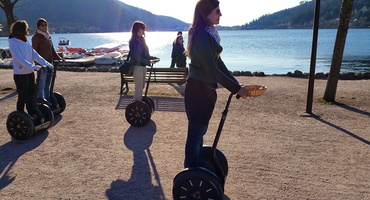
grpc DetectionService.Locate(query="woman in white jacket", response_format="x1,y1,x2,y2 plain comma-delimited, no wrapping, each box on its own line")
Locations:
8,20,53,119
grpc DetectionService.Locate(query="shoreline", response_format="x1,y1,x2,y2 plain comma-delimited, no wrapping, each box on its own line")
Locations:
1,64,370,80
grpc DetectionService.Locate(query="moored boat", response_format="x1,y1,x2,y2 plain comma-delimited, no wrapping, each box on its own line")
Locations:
58,37,70,46
95,51,127,65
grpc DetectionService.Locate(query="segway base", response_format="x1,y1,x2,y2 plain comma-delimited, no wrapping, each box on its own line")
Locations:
51,92,66,114
201,145,229,186
125,101,151,127
142,96,155,111
6,111,35,140
173,167,224,200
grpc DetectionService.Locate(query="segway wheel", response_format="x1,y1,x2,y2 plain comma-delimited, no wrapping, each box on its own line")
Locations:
6,111,35,140
125,101,151,127
142,96,155,111
52,92,66,114
173,167,224,200
37,103,54,129
201,145,229,179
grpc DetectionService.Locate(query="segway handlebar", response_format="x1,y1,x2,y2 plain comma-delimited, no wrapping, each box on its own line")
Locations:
150,57,160,64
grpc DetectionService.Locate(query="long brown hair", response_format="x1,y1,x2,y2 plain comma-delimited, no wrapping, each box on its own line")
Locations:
10,20,30,37
129,20,146,42
186,0,219,58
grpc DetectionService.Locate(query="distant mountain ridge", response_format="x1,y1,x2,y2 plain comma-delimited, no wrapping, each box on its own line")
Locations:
242,0,370,29
0,0,369,34
0,0,189,33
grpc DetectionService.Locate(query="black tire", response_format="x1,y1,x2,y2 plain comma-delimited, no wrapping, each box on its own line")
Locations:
125,101,151,127
173,167,224,200
52,92,66,114
37,103,54,129
201,145,229,180
6,111,35,140
142,96,155,111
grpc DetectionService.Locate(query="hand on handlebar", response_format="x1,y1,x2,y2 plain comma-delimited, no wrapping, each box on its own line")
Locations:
34,65,42,71
150,57,160,64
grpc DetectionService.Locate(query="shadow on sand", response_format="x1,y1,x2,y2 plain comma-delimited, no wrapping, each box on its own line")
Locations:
308,113,370,145
106,121,167,199
334,102,370,117
0,91,17,102
0,131,49,190
116,95,185,113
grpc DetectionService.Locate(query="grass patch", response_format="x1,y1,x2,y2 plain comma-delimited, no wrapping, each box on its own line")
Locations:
317,98,335,105
317,98,351,107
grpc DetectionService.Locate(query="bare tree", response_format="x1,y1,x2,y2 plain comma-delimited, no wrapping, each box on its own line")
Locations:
0,0,20,33
323,0,354,102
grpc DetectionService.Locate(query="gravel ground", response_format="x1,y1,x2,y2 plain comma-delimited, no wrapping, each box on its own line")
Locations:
0,69,369,200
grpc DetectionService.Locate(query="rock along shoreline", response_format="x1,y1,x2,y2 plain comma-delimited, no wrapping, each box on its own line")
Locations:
1,64,369,80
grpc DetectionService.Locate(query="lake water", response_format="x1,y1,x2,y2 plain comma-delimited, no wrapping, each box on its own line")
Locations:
1,29,369,75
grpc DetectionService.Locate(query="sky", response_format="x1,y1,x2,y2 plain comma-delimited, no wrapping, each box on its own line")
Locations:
119,0,304,26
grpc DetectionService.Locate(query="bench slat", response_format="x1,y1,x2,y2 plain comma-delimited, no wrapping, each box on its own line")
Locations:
120,67,188,94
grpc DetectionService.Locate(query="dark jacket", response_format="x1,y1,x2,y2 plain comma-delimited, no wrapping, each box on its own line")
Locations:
128,36,153,66
188,29,241,94
171,42,186,68
32,32,61,63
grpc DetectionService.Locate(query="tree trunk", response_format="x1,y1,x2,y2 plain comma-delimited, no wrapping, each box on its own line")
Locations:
0,0,19,34
323,0,354,102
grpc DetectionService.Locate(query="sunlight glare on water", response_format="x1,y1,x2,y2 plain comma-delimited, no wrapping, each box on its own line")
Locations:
145,32,181,57
1,29,369,74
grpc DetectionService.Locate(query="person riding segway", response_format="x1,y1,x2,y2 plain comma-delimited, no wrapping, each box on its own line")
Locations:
173,86,267,199
6,20,55,140
7,70,55,140
37,60,66,115
125,58,159,127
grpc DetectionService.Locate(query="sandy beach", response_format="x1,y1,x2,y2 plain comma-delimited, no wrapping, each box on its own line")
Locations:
0,69,369,199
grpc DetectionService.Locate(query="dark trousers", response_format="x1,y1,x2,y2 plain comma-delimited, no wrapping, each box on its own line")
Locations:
13,73,36,115
184,78,217,168
170,57,186,68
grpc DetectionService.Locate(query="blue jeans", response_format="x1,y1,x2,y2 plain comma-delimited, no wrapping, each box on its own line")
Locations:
184,78,217,168
38,67,53,102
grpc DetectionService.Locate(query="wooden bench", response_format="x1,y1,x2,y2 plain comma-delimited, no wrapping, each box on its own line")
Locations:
120,67,188,94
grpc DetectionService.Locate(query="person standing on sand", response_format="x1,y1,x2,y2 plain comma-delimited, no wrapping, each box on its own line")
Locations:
128,21,159,102
183,0,252,168
32,18,63,106
8,20,54,120
170,33,187,68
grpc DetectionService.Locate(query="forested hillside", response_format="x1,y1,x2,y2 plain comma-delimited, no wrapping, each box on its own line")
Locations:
243,0,370,29
0,0,188,34
0,0,368,34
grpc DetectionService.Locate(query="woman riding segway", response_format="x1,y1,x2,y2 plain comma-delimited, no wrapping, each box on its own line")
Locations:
125,21,159,127
6,20,55,140
32,18,66,115
172,1,255,199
